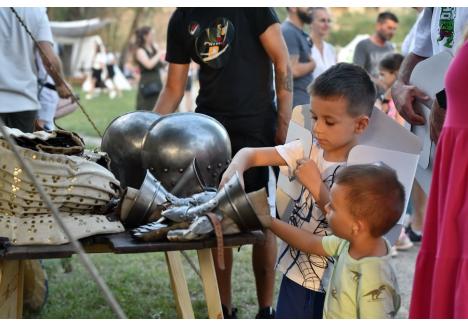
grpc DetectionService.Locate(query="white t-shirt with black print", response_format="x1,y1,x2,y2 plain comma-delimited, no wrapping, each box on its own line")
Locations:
275,139,346,292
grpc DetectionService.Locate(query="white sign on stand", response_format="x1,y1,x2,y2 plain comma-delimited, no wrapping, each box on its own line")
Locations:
276,105,422,245
409,50,453,194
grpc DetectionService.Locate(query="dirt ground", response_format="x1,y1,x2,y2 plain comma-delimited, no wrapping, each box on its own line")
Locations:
393,242,420,318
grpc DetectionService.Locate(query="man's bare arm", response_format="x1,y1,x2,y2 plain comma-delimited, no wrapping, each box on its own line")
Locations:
37,41,71,99
289,54,315,78
259,23,293,145
153,63,190,115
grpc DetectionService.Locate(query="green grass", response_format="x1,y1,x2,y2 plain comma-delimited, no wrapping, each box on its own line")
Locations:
25,248,281,318
24,91,280,318
56,89,138,138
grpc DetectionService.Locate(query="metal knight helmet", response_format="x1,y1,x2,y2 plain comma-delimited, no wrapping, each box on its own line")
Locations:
101,111,160,189
141,112,231,191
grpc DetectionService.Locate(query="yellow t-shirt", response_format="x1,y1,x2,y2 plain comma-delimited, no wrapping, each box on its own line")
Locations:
322,235,401,318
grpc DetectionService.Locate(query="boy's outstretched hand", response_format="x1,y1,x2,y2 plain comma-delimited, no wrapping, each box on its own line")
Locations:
219,162,245,190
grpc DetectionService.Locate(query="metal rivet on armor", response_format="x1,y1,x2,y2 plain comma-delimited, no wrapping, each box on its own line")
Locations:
179,168,184,173
164,168,169,173
217,163,222,167
207,165,212,170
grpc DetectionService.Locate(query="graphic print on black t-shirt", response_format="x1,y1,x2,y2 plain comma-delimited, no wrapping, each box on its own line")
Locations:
191,17,235,69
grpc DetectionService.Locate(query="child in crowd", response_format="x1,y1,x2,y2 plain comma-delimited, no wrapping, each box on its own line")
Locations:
270,164,403,318
377,53,405,125
220,63,376,318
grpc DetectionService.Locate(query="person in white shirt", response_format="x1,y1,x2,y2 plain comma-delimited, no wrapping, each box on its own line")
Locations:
309,8,336,79
401,8,424,56
86,43,107,100
0,7,71,132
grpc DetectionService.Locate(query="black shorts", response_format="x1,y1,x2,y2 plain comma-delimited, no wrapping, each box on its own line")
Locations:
185,75,192,91
106,65,115,79
0,110,37,133
91,68,102,81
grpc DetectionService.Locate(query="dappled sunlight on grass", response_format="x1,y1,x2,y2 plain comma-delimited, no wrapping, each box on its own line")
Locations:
56,89,138,138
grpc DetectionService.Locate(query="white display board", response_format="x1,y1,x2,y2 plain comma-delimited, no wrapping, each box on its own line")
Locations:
409,50,453,194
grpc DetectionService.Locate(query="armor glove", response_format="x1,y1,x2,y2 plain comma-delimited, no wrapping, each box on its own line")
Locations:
162,191,219,222
131,217,191,242
165,189,217,208
166,214,216,241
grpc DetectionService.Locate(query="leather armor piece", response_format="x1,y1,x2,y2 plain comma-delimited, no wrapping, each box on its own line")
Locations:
0,128,124,245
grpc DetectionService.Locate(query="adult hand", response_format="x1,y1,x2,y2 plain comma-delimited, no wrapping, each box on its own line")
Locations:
429,99,446,144
391,80,429,125
55,82,73,99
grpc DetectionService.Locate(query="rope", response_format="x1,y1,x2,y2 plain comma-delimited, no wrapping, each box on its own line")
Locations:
10,7,103,138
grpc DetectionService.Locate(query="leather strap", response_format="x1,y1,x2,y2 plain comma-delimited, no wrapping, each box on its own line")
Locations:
206,212,225,270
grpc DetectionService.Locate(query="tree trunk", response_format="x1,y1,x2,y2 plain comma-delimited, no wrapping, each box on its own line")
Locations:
118,8,145,69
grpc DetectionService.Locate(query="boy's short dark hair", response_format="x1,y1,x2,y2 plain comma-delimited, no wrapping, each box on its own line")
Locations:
308,63,376,117
335,164,405,238
377,11,399,24
379,53,404,73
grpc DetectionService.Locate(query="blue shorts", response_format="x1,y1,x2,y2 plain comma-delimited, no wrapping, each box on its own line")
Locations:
275,275,325,319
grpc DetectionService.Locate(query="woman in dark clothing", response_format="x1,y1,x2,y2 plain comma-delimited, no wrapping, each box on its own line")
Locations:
134,26,164,110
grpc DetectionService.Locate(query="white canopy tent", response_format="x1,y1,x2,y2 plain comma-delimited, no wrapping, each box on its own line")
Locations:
50,18,131,90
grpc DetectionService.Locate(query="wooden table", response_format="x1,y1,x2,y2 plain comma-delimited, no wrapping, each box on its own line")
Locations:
0,231,265,319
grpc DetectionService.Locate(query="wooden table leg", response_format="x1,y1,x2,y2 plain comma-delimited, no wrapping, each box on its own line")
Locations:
197,249,222,319
0,260,24,318
165,251,194,318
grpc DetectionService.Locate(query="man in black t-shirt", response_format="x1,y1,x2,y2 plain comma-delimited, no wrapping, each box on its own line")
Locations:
154,8,292,318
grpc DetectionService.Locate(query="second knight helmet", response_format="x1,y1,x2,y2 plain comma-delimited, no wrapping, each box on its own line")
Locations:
141,112,231,190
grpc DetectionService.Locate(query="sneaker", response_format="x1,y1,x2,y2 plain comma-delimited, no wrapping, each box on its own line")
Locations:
256,306,275,319
221,304,238,319
395,232,413,251
390,246,398,257
406,224,422,242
